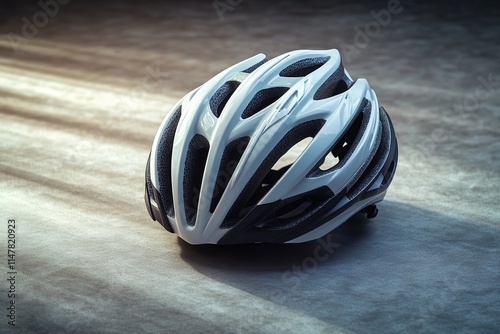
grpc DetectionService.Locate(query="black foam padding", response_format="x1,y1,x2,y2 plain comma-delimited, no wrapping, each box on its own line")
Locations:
279,57,330,77
308,99,372,178
347,107,392,200
210,137,250,213
241,87,289,119
183,134,210,226
346,122,382,192
144,153,156,222
339,99,374,170
243,58,269,73
220,119,325,229
330,103,364,160
314,63,353,100
145,153,154,203
209,81,241,118
156,107,182,217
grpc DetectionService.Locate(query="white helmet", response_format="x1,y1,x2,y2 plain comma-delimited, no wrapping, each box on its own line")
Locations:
145,49,398,244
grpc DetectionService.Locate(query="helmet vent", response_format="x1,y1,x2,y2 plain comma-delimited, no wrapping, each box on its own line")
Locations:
210,80,241,118
318,151,340,171
221,119,325,228
241,87,289,119
210,137,250,213
270,137,312,171
279,57,330,77
183,134,210,226
314,65,352,100
156,107,182,217
309,99,371,177
347,107,391,200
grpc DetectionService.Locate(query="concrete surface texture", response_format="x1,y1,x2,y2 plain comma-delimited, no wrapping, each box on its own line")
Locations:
0,0,499,333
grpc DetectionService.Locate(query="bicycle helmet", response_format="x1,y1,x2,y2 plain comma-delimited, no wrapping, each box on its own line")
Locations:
144,49,398,245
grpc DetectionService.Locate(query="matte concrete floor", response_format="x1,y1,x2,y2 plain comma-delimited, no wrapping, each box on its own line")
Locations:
0,0,499,333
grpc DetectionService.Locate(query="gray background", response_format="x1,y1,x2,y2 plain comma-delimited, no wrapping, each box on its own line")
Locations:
0,0,499,333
